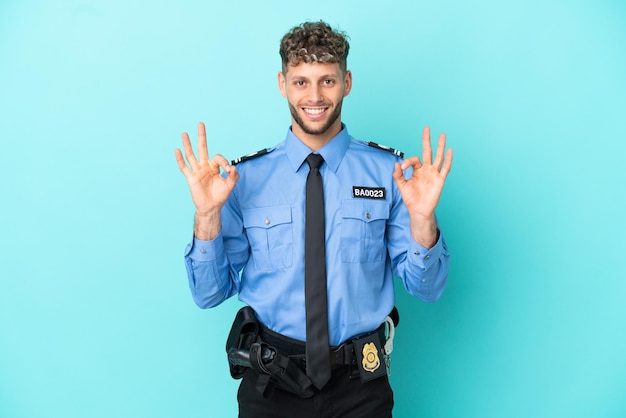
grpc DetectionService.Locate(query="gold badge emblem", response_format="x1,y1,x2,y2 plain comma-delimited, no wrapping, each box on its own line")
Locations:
361,342,380,372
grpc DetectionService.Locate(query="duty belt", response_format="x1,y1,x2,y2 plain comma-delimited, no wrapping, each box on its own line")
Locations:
259,323,387,372
226,306,399,397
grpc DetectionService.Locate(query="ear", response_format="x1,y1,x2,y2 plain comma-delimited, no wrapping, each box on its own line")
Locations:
278,71,287,98
343,70,353,97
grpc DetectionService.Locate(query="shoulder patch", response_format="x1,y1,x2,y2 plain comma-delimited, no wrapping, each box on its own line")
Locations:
231,148,271,165
367,142,404,158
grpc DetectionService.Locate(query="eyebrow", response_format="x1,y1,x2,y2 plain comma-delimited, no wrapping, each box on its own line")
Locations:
290,74,340,81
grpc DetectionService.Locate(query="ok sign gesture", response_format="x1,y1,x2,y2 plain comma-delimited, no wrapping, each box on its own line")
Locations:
175,122,239,240
392,126,453,248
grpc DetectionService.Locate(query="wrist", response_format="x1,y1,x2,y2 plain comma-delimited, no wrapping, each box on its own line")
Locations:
409,214,438,249
194,208,222,241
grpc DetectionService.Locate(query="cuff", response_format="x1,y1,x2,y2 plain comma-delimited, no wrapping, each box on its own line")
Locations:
184,232,224,262
408,231,444,270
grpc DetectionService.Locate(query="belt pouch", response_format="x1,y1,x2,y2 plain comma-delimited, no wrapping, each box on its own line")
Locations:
352,330,387,382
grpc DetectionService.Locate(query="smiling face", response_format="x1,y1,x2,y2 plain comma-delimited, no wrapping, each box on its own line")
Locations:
278,62,352,150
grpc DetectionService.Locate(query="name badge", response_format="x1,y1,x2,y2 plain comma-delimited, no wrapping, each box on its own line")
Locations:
352,186,386,200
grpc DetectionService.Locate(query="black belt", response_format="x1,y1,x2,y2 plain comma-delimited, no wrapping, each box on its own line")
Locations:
226,306,397,396
259,324,387,370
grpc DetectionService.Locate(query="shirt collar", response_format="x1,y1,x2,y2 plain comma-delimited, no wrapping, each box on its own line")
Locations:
284,123,350,173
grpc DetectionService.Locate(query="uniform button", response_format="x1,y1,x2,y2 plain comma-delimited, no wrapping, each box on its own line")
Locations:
365,212,371,219
421,278,427,283
200,248,206,254
414,251,420,256
425,255,430,260
265,218,270,225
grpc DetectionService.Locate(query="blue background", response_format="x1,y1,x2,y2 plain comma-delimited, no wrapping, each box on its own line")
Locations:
1,0,625,417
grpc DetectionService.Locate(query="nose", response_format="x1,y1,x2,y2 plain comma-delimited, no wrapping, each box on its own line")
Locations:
308,84,323,103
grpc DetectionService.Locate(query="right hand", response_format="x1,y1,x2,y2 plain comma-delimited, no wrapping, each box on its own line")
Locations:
175,122,239,216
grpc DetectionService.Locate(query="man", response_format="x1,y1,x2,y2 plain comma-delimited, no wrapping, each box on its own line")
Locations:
175,21,452,418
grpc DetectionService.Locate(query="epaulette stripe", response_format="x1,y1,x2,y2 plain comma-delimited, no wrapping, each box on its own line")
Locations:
231,148,269,165
367,142,404,158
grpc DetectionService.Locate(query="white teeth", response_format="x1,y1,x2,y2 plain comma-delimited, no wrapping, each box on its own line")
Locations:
304,108,325,115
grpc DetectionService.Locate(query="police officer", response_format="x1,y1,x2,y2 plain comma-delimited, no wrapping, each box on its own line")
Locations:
175,20,453,418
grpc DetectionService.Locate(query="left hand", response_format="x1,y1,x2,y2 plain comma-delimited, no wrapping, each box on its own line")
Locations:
393,126,453,246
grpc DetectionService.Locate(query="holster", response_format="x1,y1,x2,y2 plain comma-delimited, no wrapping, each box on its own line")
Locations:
225,306,260,379
226,307,315,398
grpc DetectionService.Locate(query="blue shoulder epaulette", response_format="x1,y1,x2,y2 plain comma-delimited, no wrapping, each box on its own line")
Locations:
231,148,270,166
367,141,404,158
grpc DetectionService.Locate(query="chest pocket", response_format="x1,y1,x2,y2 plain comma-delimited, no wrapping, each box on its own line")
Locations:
341,200,390,263
242,205,293,271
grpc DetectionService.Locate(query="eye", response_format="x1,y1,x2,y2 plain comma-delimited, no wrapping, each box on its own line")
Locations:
323,79,335,86
293,80,305,87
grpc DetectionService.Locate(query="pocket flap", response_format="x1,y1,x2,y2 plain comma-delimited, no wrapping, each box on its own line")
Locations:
341,200,389,223
242,205,292,229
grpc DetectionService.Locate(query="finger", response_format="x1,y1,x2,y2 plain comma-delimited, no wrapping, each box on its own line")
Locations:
226,163,240,185
422,126,433,165
181,131,199,170
392,162,406,186
400,156,422,171
197,122,209,162
209,154,240,186
392,162,404,179
433,133,446,171
211,153,232,173
440,148,453,178
174,148,192,176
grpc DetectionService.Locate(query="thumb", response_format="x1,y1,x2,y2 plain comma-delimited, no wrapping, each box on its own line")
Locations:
225,164,240,186
392,162,406,186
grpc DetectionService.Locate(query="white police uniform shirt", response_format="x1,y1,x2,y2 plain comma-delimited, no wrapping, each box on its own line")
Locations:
184,125,450,346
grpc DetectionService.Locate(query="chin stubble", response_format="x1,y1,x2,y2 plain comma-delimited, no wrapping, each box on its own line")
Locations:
289,100,343,136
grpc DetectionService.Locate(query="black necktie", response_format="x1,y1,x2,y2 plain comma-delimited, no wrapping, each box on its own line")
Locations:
304,153,331,389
